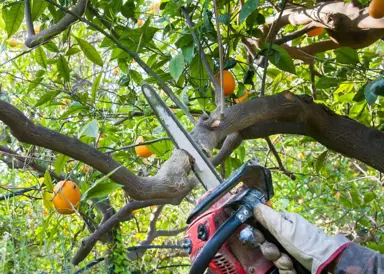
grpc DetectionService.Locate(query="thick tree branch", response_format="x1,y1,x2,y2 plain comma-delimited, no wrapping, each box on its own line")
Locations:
25,0,88,47
192,92,384,173
0,100,194,200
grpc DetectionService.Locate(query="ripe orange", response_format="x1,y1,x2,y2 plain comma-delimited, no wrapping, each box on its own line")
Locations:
135,136,153,158
307,27,323,37
80,164,92,172
137,19,143,27
234,90,249,104
52,181,81,214
149,2,160,13
216,70,236,96
34,25,41,34
369,0,384,18
7,39,17,47
265,200,273,208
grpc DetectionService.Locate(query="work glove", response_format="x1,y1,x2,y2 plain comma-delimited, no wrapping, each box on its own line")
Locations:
253,204,351,274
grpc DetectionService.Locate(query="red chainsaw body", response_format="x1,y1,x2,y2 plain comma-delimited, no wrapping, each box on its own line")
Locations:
185,191,274,274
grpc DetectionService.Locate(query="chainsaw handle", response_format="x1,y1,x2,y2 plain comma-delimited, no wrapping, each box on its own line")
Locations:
189,205,253,274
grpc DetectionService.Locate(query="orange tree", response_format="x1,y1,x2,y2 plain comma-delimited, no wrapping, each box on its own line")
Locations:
0,0,383,272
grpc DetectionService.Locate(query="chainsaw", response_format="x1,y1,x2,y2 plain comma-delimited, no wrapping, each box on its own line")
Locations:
141,83,310,274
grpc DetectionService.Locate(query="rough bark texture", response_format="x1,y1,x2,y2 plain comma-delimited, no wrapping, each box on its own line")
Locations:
192,92,384,173
0,100,194,200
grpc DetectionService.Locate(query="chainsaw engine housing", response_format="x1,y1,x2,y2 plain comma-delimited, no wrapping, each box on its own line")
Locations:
184,191,274,274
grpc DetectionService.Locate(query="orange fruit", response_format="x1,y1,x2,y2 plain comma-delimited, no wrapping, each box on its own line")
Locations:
135,136,153,158
137,19,143,27
80,164,92,172
369,0,384,18
34,25,40,34
149,2,160,13
215,70,236,96
307,27,323,37
113,67,120,76
234,90,249,104
52,181,81,214
7,39,17,47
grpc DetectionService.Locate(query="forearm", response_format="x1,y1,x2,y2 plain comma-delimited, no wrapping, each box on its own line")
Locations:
330,243,383,273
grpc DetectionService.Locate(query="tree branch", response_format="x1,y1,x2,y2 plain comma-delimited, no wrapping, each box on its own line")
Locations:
25,0,88,47
191,92,384,173
0,100,194,200
72,198,182,265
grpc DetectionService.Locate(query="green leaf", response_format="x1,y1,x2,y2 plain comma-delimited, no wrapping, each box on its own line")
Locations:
43,41,59,52
81,182,124,200
65,47,81,56
59,105,89,119
57,55,70,82
268,44,296,74
42,191,54,211
316,77,339,89
35,91,60,107
75,37,103,67
169,54,185,82
182,45,194,64
335,47,360,64
35,47,47,69
364,192,375,204
239,0,260,24
315,150,328,173
31,0,48,21
364,78,384,105
190,55,213,87
219,13,230,25
81,166,123,200
130,70,143,84
43,170,54,191
78,120,99,138
147,140,173,155
91,73,102,105
224,58,237,70
54,154,69,176
3,2,24,38
28,77,44,92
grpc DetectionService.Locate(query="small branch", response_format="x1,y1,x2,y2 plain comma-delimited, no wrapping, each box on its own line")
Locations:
309,63,317,99
72,198,182,265
180,7,221,104
265,137,296,180
25,0,88,47
127,205,186,260
24,0,35,36
212,0,225,118
100,137,170,152
274,24,314,45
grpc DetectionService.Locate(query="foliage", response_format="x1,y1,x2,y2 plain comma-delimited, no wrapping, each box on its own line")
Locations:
0,0,383,273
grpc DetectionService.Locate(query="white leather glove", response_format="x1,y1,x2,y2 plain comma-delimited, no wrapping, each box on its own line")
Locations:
254,204,351,274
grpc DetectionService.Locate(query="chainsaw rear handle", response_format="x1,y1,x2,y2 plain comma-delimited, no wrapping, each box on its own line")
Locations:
188,204,253,274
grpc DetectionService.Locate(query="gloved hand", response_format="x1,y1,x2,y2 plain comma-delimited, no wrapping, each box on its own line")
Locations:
253,204,351,274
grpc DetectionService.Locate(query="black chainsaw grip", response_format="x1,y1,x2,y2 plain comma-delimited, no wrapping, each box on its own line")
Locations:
189,212,242,274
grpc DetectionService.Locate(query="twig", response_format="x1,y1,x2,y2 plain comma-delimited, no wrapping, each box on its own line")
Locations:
212,0,225,119
180,7,221,104
260,0,287,96
265,137,296,180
